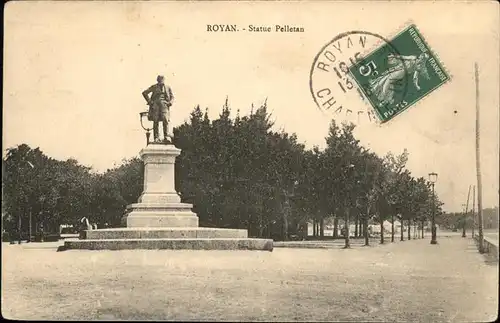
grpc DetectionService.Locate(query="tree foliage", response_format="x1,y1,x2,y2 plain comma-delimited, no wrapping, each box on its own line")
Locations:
2,99,445,240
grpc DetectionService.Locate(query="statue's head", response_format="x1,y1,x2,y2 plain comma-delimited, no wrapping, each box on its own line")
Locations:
157,75,165,84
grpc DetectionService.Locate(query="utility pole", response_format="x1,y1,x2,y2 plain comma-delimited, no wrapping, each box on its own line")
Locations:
474,62,485,253
462,185,471,238
471,185,476,238
429,172,438,244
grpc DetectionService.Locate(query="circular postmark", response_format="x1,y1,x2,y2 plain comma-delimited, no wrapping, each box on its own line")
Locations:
309,31,410,125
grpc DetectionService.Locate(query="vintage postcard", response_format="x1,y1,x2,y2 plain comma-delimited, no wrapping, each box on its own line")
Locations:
3,1,499,321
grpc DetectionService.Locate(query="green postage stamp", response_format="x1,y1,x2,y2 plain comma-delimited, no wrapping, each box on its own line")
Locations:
349,24,450,123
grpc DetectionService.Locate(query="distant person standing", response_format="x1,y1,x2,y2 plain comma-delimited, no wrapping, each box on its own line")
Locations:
142,75,174,143
79,217,92,239
80,217,92,230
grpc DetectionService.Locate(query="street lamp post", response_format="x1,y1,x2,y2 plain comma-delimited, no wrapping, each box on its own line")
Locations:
139,112,153,145
40,221,44,242
26,160,35,243
428,172,438,245
462,185,472,238
462,203,467,238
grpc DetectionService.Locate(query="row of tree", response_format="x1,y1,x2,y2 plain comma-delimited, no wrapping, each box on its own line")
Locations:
2,144,142,234
440,207,499,231
2,99,446,245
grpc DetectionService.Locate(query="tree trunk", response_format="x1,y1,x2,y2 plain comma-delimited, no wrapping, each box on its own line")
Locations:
320,218,324,238
380,218,384,244
377,212,383,244
355,214,359,238
407,220,411,240
344,207,350,248
364,208,370,246
391,214,395,242
247,215,251,234
358,214,362,237
400,218,404,241
333,217,339,239
360,214,363,238
421,219,425,239
283,205,289,241
312,219,316,237
259,224,265,238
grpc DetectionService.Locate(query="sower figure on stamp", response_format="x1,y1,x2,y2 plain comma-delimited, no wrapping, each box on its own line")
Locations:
142,75,174,143
367,53,430,107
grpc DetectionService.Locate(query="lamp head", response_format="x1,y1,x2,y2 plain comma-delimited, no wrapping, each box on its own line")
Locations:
428,172,438,184
139,111,153,145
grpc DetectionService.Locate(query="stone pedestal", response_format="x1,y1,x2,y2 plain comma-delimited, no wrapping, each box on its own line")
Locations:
122,144,199,228
136,144,182,204
63,143,273,252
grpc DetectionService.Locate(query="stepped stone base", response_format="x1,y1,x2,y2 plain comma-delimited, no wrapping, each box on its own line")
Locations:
62,227,273,251
124,214,199,228
123,203,199,228
81,227,249,240
62,143,274,252
62,238,273,251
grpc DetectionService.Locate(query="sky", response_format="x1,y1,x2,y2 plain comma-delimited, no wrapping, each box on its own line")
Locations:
3,1,499,212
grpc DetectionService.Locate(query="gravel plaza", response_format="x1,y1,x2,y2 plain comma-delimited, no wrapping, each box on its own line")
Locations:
2,235,497,322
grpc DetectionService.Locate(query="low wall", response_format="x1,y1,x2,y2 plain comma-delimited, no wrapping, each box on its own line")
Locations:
474,235,499,261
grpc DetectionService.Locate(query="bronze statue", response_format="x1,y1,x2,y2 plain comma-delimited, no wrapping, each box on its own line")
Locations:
142,75,174,143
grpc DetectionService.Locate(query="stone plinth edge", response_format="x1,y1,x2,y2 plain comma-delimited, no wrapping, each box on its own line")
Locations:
140,144,181,164
62,238,273,252
83,227,248,240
